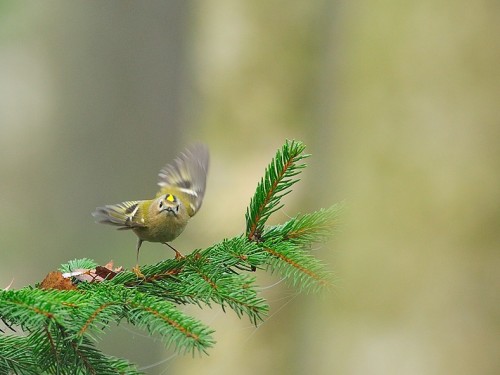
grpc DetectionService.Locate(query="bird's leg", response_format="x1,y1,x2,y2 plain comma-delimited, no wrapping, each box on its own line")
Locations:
132,239,145,278
164,242,185,260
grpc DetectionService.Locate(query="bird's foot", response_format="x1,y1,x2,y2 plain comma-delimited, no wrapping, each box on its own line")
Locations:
174,250,185,260
132,264,145,279
164,242,185,260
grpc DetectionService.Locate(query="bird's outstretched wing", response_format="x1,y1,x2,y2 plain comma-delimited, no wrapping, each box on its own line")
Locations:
157,144,209,217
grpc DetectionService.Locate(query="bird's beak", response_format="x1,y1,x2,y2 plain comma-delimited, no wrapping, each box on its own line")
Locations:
161,205,179,215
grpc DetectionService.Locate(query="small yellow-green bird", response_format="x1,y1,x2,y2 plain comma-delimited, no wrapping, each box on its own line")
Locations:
92,144,209,274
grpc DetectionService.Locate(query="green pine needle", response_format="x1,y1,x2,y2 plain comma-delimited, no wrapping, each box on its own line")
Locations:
125,292,215,355
29,329,140,374
265,203,344,245
0,335,38,375
59,258,99,274
262,240,333,293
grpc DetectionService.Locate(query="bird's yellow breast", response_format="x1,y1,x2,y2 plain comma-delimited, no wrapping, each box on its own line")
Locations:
132,199,189,243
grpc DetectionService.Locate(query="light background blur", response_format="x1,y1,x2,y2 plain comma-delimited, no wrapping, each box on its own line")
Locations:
0,1,498,374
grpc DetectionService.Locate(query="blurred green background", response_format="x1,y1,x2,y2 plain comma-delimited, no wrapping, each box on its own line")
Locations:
0,1,498,374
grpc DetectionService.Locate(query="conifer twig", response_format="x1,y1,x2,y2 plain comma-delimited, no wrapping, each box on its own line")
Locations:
246,140,309,241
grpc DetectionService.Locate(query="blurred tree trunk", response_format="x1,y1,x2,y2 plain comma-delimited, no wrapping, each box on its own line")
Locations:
43,0,193,368
45,1,192,200
317,1,500,375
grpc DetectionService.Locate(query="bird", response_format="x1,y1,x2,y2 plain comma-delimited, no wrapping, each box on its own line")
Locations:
92,144,209,276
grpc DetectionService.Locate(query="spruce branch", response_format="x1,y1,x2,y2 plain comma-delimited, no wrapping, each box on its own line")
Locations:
265,204,344,245
0,139,342,374
29,328,139,375
245,139,309,241
0,335,38,375
262,240,332,293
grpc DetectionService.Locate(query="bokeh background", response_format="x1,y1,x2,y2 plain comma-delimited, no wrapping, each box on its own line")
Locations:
0,1,498,374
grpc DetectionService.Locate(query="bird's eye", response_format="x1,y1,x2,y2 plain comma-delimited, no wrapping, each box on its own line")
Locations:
159,201,163,209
